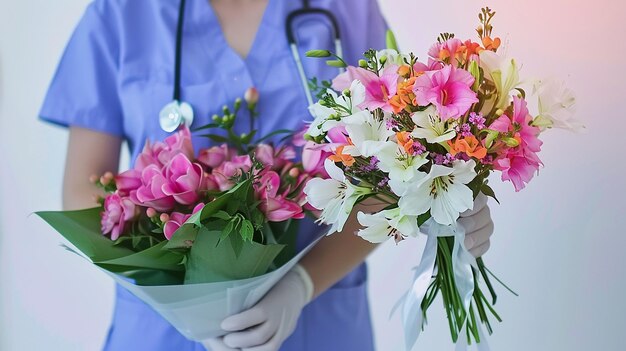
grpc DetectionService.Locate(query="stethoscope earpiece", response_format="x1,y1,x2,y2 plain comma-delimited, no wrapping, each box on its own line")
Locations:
159,100,194,133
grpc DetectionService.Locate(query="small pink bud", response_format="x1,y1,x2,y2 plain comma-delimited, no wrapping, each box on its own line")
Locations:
100,176,111,186
89,174,99,184
192,203,205,214
103,172,114,181
244,87,259,106
146,208,157,218
159,213,170,222
288,168,300,178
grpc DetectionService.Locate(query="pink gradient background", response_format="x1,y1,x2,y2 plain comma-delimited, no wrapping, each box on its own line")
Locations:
1,0,624,350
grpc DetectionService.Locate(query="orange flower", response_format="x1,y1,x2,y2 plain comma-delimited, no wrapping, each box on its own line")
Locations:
463,40,483,61
390,77,417,113
328,145,355,167
396,131,414,155
398,64,412,78
482,36,502,51
447,135,488,159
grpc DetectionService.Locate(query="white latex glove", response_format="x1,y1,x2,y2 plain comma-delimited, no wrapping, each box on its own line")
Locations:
202,337,238,351
458,193,494,258
210,264,313,351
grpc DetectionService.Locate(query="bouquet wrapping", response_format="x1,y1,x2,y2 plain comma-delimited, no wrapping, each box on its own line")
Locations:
37,90,325,341
303,7,581,349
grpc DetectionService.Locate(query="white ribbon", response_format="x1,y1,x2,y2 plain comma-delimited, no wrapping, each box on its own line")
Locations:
400,218,490,351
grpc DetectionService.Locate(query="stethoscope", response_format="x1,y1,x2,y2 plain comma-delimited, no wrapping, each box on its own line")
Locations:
159,0,344,133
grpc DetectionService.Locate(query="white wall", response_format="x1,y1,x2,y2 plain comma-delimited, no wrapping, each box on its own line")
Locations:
1,0,624,350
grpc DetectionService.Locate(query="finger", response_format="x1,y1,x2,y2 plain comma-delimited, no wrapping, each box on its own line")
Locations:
223,321,276,349
469,240,491,258
242,335,281,351
202,337,239,351
221,307,267,332
464,221,494,250
460,193,488,217
458,205,491,234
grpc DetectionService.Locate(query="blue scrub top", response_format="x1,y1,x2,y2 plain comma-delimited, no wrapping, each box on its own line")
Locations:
40,0,387,350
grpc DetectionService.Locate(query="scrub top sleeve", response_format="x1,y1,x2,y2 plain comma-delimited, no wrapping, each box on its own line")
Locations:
366,0,389,50
39,2,124,137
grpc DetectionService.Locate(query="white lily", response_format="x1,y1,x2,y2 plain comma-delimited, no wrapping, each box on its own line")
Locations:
410,105,457,144
304,159,372,234
343,110,394,157
306,80,365,138
396,160,477,226
377,141,429,183
479,50,521,111
356,207,420,244
306,103,340,138
532,79,584,132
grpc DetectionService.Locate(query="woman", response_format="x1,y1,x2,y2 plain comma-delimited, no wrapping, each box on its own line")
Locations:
39,0,494,350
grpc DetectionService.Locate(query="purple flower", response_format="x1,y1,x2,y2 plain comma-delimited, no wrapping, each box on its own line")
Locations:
469,112,486,130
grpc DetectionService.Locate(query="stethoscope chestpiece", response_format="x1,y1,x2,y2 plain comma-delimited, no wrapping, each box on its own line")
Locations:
159,100,194,133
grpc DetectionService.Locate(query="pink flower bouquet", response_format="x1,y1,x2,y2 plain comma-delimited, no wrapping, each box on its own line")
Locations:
36,89,325,340
303,7,581,349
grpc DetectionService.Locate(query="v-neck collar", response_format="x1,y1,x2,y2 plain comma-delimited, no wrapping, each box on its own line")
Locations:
192,0,279,64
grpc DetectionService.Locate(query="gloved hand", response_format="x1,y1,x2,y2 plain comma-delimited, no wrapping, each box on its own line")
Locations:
205,264,313,351
458,193,494,258
202,337,238,351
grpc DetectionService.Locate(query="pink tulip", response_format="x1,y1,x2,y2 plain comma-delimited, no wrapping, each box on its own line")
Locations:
161,126,194,163
162,153,204,205
255,171,304,222
192,203,205,214
163,212,192,240
212,155,253,191
115,169,142,195
202,173,220,192
135,140,168,170
260,197,305,222
130,164,175,212
413,65,479,121
254,144,275,167
198,144,231,169
101,194,136,240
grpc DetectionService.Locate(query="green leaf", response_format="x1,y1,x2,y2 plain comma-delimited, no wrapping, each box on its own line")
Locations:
184,181,249,227
198,133,230,143
326,59,347,68
481,184,500,204
240,219,254,242
229,232,244,258
305,49,331,58
210,210,232,221
386,30,399,51
220,220,235,242
417,211,432,227
191,123,219,132
254,129,294,144
35,208,135,262
162,223,198,250
97,240,185,273
184,226,285,284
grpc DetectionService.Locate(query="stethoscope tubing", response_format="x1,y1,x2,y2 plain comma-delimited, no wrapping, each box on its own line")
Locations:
162,0,344,132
